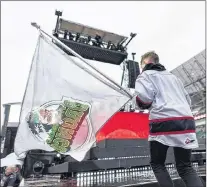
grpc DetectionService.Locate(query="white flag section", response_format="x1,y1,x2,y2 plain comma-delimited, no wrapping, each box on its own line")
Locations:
14,35,130,161
0,152,23,167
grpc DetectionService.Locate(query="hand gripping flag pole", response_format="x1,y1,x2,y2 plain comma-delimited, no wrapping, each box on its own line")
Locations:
31,22,133,99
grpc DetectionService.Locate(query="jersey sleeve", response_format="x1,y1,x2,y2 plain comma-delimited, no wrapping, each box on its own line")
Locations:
135,74,155,109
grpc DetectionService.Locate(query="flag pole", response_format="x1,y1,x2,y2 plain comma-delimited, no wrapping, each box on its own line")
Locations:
31,22,133,99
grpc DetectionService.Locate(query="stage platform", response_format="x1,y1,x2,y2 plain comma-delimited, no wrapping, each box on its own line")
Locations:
24,164,205,187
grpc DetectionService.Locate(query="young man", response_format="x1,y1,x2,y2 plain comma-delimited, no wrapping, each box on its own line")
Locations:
3,165,21,187
135,51,203,187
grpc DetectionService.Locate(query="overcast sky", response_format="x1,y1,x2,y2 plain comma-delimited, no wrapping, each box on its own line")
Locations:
1,1,205,124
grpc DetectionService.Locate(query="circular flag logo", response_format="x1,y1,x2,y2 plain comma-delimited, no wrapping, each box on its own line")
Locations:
26,97,92,153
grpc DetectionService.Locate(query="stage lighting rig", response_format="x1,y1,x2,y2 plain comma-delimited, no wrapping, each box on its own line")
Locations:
92,41,98,47
95,35,103,47
64,30,68,39
132,53,136,61
87,36,92,44
55,10,63,17
53,11,129,65
53,32,59,38
68,32,74,41
75,33,80,42
54,10,63,34
107,41,112,49
111,44,117,50
116,43,125,52
79,37,87,44
57,17,127,46
124,32,137,48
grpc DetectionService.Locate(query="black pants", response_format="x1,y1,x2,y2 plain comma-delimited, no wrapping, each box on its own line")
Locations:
150,141,204,187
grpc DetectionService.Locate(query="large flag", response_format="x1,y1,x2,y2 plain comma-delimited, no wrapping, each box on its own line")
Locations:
14,34,130,161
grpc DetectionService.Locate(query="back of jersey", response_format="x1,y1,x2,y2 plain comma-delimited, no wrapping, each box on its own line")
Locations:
145,70,193,120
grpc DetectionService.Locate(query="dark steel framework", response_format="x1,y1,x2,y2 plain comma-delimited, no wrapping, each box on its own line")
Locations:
52,11,137,65
171,50,206,113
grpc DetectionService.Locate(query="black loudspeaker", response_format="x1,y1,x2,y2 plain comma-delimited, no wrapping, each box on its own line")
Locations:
22,150,55,178
126,60,140,88
55,38,128,65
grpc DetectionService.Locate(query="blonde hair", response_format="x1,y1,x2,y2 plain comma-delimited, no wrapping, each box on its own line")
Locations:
140,51,159,64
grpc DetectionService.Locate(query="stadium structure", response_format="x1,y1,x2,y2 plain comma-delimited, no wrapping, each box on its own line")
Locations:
0,11,205,186
171,49,206,139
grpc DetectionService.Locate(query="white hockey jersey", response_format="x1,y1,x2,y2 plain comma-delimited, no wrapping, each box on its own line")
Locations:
135,63,198,149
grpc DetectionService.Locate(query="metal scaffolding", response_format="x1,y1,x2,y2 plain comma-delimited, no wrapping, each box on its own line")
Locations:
171,50,206,114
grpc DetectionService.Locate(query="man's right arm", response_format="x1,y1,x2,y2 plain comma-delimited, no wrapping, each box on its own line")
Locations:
134,73,155,109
